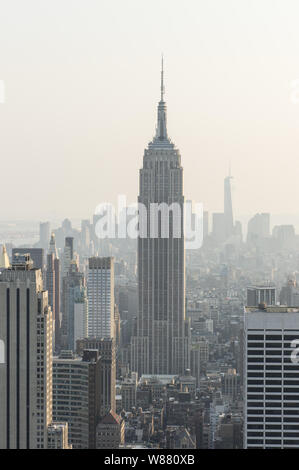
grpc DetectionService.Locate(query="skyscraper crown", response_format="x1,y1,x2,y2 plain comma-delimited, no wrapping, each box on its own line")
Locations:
149,57,174,149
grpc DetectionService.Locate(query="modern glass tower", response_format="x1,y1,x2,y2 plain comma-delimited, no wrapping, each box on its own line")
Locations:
224,172,234,239
131,60,190,376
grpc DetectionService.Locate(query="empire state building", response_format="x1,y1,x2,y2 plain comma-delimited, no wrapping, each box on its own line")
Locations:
131,61,190,375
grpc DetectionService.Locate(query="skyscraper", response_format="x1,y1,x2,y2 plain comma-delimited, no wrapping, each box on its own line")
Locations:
224,174,234,239
131,60,190,375
0,254,53,449
87,257,115,339
247,213,270,244
12,248,44,270
63,236,74,276
61,260,85,350
247,284,276,307
48,233,61,349
77,337,116,417
244,304,299,449
46,252,55,328
280,278,299,307
52,349,101,449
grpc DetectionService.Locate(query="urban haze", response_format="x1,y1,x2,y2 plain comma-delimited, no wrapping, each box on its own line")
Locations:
1,0,299,453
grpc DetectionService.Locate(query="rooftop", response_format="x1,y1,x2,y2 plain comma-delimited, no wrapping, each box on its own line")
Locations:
245,305,299,313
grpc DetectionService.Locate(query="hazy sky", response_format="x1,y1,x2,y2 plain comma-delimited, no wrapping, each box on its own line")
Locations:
1,0,299,223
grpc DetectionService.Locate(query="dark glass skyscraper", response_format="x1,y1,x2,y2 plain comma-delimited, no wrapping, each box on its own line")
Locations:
131,61,190,376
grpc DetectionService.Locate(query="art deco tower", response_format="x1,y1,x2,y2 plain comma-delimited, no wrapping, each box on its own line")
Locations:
131,60,190,375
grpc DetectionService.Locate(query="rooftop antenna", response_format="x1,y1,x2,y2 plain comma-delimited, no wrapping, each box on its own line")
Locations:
161,54,165,102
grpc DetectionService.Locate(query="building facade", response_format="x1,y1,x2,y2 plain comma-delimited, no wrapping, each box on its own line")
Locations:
0,254,53,449
244,305,299,448
131,61,189,376
47,422,71,449
96,410,125,449
52,349,101,449
247,285,276,307
77,337,116,416
87,257,115,339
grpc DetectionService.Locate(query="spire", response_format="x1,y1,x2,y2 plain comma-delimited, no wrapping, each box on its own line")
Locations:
0,244,10,268
152,56,170,145
224,173,234,239
148,57,174,149
161,54,165,102
49,232,58,258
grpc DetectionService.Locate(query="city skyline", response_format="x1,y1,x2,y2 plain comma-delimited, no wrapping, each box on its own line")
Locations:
2,0,299,453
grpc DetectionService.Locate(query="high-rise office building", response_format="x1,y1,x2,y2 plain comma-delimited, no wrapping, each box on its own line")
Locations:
12,248,44,270
0,254,53,449
87,257,115,339
244,305,299,449
224,174,234,239
49,232,58,258
280,278,299,307
247,285,276,307
247,213,270,243
221,368,240,401
52,349,101,449
48,233,61,349
131,61,189,376
63,236,74,277
61,261,85,350
272,225,296,250
77,337,116,416
74,288,88,349
46,253,56,328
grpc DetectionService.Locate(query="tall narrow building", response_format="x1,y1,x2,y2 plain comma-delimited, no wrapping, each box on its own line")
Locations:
61,260,85,350
224,173,234,239
52,349,101,449
46,252,56,329
87,257,115,339
131,60,190,375
63,236,74,277
48,233,61,349
77,337,116,417
0,254,53,449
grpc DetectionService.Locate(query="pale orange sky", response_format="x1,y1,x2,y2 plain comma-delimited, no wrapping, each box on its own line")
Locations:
1,0,299,222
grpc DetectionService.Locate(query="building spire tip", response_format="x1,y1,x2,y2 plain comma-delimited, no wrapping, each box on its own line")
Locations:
161,54,165,102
